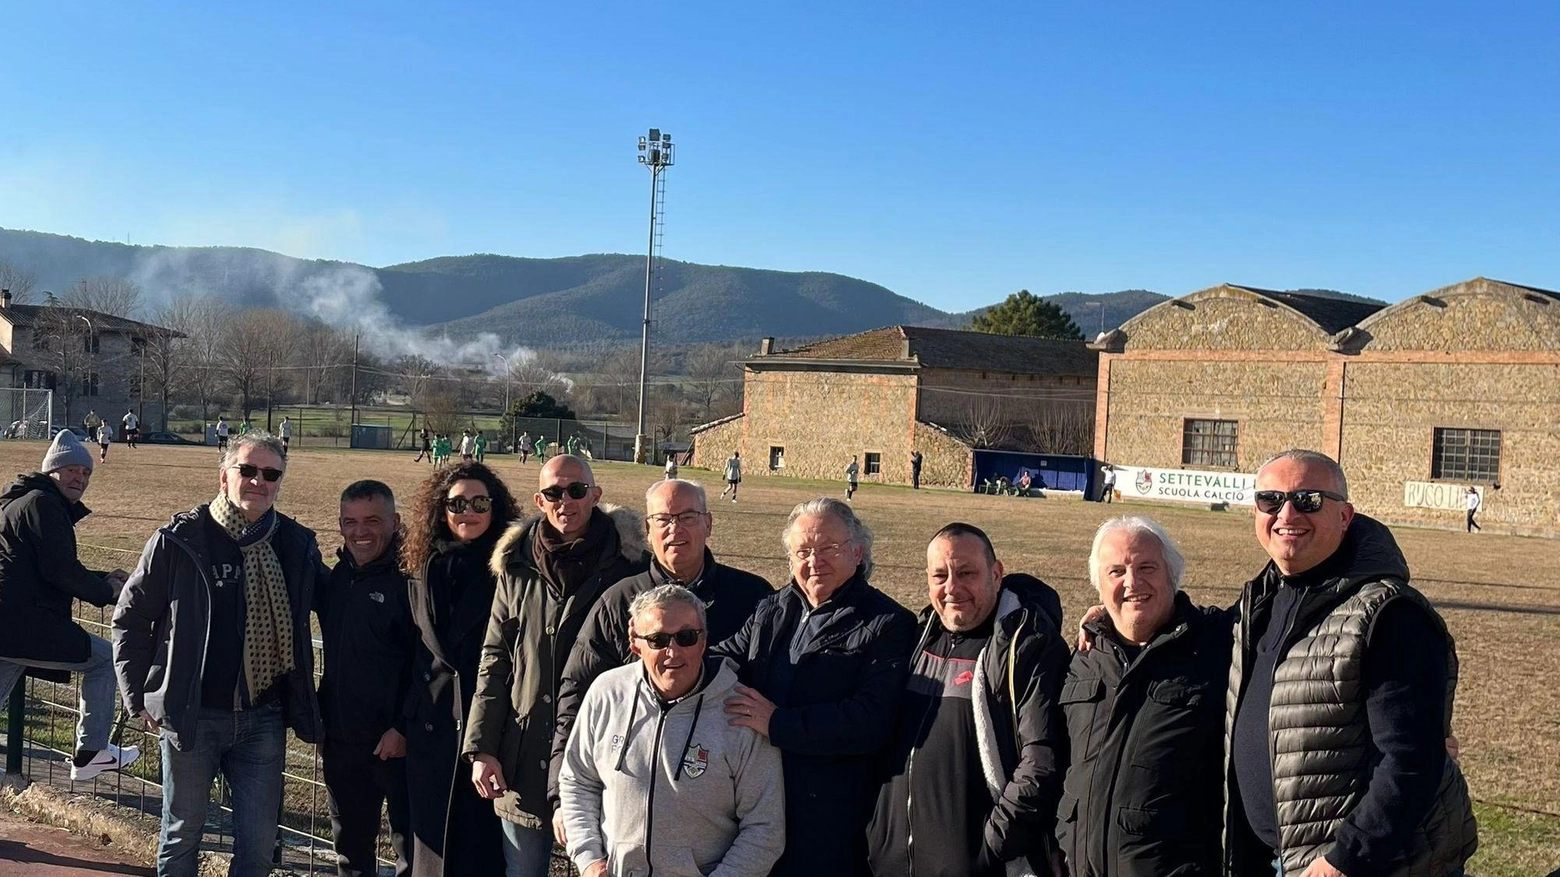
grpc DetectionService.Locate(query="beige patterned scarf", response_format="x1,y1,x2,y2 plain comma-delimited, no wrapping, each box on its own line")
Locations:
209,493,295,703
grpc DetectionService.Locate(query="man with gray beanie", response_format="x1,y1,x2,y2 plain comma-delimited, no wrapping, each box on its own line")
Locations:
0,429,138,780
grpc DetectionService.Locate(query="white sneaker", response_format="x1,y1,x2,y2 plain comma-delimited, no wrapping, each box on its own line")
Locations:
71,743,141,781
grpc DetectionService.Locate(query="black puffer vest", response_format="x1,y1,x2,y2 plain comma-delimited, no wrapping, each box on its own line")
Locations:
1223,516,1477,876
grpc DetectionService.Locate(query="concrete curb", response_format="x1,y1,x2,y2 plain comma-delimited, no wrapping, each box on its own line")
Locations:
0,780,233,877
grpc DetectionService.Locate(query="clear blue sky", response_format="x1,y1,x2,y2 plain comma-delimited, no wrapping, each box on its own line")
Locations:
4,1,1557,311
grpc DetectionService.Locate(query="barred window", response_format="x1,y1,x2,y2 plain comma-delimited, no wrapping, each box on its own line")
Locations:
769,446,785,470
1432,428,1501,482
864,452,881,475
1181,418,1239,468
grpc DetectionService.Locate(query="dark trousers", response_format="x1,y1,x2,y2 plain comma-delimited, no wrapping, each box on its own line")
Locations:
1466,509,1480,532
322,738,413,877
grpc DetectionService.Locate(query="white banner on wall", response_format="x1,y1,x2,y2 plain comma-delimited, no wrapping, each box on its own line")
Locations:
1403,481,1481,511
1115,465,1257,506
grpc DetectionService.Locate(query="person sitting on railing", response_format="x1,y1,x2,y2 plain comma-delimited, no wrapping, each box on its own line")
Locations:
113,431,327,877
0,429,137,781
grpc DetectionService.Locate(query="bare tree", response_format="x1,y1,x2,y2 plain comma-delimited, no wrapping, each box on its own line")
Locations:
599,349,643,418
954,395,1014,449
223,308,287,419
63,277,142,318
27,306,98,426
297,319,351,404
684,343,744,421
144,295,203,431
1024,400,1094,456
183,297,235,422
0,260,38,304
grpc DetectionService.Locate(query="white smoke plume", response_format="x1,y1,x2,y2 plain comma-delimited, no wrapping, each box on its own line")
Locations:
128,247,529,369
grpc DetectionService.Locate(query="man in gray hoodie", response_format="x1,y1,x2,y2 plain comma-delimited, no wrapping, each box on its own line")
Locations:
559,584,784,877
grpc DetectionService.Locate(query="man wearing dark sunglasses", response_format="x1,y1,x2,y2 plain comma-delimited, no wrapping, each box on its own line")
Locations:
114,431,328,877
464,455,649,877
550,479,773,838
1226,450,1475,877
558,584,784,877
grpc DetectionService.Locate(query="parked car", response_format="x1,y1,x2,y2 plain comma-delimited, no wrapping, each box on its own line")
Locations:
49,426,93,441
139,431,202,446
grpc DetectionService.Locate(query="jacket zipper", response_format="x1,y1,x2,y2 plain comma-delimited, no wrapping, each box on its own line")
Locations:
162,530,216,728
901,615,940,877
1267,599,1299,873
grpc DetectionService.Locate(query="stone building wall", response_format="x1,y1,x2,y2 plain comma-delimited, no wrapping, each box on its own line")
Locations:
690,416,744,472
1101,356,1332,471
737,368,921,483
1121,288,1334,351
1340,360,1560,536
912,421,976,489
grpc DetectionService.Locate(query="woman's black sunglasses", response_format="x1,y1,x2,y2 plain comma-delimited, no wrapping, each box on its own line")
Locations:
443,496,493,514
1253,489,1346,514
539,482,592,503
234,464,284,483
632,628,703,649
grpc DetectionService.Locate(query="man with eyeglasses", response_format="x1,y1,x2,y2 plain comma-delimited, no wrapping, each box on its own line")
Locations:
711,498,916,877
558,584,785,877
114,431,327,877
464,454,648,877
1225,449,1476,877
550,479,773,841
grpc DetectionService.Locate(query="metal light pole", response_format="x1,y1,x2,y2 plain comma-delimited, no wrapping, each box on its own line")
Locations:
492,352,513,413
633,128,674,464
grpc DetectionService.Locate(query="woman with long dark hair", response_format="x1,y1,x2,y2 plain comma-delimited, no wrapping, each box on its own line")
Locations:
401,462,520,877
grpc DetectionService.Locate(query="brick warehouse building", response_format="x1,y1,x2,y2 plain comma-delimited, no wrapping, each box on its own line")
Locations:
691,326,1098,488
1092,277,1560,536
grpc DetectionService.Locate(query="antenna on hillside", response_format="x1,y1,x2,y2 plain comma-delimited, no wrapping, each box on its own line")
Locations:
633,128,674,464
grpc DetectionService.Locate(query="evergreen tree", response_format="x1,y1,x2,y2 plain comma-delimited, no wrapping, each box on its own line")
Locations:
968,290,1084,340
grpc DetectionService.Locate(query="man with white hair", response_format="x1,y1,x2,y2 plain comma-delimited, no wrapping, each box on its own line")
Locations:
559,584,785,877
1056,516,1232,877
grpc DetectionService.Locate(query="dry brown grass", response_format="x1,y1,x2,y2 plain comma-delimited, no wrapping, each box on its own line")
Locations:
15,441,1557,876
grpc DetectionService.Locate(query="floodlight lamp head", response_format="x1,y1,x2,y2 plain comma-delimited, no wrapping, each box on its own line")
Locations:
639,137,647,150
649,128,661,141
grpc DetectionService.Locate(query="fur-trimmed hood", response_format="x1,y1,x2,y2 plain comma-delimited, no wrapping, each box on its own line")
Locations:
489,502,647,579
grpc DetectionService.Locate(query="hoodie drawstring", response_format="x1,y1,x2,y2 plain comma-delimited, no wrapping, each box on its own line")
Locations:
673,694,704,781
613,689,643,773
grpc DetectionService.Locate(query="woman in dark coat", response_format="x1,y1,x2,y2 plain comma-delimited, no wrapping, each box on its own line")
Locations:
401,462,520,877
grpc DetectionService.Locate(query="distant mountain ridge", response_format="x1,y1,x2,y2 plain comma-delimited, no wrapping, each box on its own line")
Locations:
0,227,1380,347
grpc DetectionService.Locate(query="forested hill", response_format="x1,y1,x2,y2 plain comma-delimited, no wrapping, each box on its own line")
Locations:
0,227,1375,346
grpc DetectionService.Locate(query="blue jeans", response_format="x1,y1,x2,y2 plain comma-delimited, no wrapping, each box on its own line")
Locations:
0,633,116,753
499,819,554,877
157,705,286,877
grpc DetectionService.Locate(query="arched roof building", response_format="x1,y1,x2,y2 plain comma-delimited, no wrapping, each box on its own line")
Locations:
1092,278,1559,536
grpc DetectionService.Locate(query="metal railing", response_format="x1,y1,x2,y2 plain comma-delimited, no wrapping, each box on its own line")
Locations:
0,543,386,874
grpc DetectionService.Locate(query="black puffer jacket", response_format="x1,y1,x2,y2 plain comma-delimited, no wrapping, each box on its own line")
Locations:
1058,591,1233,877
0,473,115,664
711,570,918,877
550,549,773,804
112,504,326,750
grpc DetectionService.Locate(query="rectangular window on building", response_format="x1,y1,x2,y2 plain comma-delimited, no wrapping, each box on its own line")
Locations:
81,372,100,397
864,452,881,475
82,333,101,354
1432,428,1501,482
23,370,56,390
1181,418,1239,468
769,446,785,470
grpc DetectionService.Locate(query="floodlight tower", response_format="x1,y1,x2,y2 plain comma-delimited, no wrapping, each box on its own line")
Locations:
633,128,674,464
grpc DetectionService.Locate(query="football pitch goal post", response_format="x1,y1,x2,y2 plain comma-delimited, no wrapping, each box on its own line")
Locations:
0,388,54,439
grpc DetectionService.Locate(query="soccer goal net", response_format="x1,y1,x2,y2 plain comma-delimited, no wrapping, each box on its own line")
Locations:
0,388,54,439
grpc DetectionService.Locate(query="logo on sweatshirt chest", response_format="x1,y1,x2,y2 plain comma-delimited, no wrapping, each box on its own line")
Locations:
681,743,709,779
